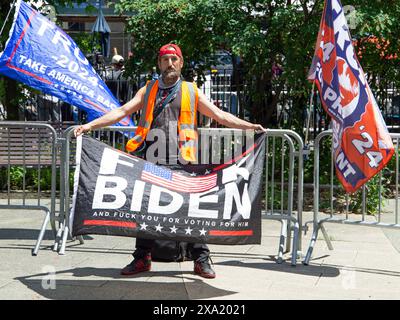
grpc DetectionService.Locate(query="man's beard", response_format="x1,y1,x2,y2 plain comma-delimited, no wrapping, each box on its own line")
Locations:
162,68,180,85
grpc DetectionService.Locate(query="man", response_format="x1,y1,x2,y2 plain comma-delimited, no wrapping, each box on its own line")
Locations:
105,54,131,106
74,43,266,279
108,54,125,80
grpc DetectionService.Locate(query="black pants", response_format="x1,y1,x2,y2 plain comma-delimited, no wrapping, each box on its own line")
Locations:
133,238,210,262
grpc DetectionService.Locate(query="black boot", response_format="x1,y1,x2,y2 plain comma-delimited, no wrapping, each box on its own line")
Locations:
121,253,151,275
194,258,216,279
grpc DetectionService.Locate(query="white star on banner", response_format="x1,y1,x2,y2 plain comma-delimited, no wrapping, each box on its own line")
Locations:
185,226,193,235
170,225,178,233
155,224,163,232
199,228,207,236
140,222,148,230
190,172,196,176
205,169,211,175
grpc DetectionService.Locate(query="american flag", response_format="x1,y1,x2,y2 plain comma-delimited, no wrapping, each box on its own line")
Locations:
141,163,217,193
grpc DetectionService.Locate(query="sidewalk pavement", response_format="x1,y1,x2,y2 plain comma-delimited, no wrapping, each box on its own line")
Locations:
1,205,400,300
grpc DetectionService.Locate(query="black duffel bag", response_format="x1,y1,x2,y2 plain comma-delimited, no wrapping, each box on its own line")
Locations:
151,240,192,262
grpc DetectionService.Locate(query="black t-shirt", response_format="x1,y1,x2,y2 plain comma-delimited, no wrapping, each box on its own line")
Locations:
144,83,181,165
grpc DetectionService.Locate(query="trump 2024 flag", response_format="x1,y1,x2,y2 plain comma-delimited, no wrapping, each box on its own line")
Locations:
308,0,394,193
0,0,133,127
69,134,266,245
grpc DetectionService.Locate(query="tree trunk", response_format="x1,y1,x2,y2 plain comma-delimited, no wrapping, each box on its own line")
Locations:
252,71,280,127
252,74,267,124
4,78,19,120
265,91,281,126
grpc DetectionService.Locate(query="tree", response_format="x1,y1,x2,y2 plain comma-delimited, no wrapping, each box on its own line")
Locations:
2,0,399,126
0,0,22,120
114,0,224,81
115,0,324,127
219,0,324,127
116,0,400,130
343,0,400,109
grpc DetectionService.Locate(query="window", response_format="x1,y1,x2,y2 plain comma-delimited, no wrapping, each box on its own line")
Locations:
68,22,85,32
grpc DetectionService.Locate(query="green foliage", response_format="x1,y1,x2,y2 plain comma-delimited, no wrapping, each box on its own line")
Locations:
303,134,395,215
311,175,386,216
305,136,341,186
114,0,400,129
0,167,7,189
69,170,74,191
0,167,63,191
115,0,325,126
2,0,399,125
70,32,99,56
343,0,400,105
347,174,389,215
265,182,290,212
0,78,5,119
9,166,26,189
115,0,221,80
0,78,5,98
263,136,304,211
33,168,53,190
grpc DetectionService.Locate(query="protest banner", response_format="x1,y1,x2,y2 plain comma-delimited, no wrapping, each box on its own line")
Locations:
70,134,266,245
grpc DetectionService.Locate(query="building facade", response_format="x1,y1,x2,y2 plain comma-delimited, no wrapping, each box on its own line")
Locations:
55,1,132,60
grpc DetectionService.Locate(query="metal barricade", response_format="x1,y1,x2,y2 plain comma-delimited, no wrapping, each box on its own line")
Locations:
264,130,304,265
57,126,303,264
303,130,400,265
0,121,59,255
56,126,137,254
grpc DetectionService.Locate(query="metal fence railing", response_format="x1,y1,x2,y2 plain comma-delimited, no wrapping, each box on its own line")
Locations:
264,129,304,265
303,130,400,265
10,69,245,126
0,121,59,255
5,121,400,267
55,125,138,254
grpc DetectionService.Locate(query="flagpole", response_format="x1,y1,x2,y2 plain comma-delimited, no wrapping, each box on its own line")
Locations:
304,82,315,147
0,0,17,40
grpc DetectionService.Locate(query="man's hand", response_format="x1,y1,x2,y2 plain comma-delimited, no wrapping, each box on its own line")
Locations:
74,124,92,137
253,124,267,133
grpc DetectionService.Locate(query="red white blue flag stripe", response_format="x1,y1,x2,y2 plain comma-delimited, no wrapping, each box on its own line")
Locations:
141,163,217,193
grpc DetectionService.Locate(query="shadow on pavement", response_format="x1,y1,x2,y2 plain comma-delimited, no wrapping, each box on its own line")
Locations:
15,267,235,300
0,228,54,240
215,260,340,277
310,263,400,278
0,228,93,241
0,245,134,255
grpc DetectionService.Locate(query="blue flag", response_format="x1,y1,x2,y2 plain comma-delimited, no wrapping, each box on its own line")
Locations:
0,0,133,127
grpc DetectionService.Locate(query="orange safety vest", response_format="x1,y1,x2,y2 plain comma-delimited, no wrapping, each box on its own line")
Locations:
126,80,199,162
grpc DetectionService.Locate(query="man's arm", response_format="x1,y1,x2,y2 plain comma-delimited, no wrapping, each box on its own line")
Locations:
197,90,266,131
74,86,146,137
